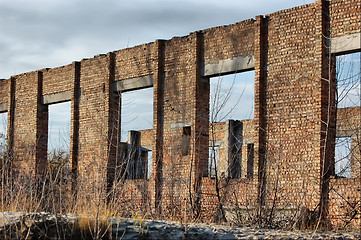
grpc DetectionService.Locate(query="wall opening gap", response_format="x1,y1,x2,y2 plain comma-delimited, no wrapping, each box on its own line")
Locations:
208,70,254,179
335,136,351,178
334,52,360,178
208,145,219,178
209,70,255,123
121,87,153,180
336,52,361,108
147,150,152,179
121,87,153,142
0,112,7,154
48,101,71,160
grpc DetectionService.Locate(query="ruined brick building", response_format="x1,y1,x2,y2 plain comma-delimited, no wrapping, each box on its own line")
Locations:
0,0,360,228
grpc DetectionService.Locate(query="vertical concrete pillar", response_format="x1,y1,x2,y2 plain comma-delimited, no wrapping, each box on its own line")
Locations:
225,120,243,178
320,0,336,221
7,77,15,161
254,15,268,207
70,61,81,190
151,39,165,214
35,71,48,179
127,130,142,179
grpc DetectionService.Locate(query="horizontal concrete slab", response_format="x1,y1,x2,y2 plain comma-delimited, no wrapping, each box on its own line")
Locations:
242,137,254,145
209,140,224,148
42,91,71,105
202,55,255,77
0,102,7,113
115,75,154,92
331,33,361,54
170,122,191,129
336,129,357,138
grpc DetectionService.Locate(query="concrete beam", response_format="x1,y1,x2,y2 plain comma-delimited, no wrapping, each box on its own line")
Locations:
331,33,361,55
114,75,154,92
202,55,255,77
42,91,71,105
209,140,224,148
0,102,7,113
336,129,356,138
170,122,191,129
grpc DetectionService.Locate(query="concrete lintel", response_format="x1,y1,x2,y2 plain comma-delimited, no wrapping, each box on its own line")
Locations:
0,102,7,113
242,137,254,145
209,140,223,148
331,33,361,54
142,145,152,151
202,55,255,77
115,75,154,92
336,130,356,138
42,91,71,105
170,122,191,129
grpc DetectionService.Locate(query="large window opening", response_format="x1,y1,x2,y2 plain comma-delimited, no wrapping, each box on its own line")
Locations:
0,112,7,154
147,150,152,180
336,52,361,108
334,52,360,179
48,101,71,159
121,87,153,179
208,145,219,178
209,71,255,123
121,87,153,142
335,137,351,178
208,70,255,179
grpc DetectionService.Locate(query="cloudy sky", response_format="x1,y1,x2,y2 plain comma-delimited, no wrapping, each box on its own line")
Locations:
0,0,316,151
0,0,316,79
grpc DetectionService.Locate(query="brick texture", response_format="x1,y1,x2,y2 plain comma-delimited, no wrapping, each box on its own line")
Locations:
1,0,360,228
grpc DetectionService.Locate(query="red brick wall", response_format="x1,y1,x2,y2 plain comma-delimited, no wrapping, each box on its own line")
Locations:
329,178,361,229
1,0,360,228
77,54,114,190
11,71,47,177
42,64,74,95
203,20,255,63
114,43,157,80
330,0,361,38
264,2,323,209
0,79,9,104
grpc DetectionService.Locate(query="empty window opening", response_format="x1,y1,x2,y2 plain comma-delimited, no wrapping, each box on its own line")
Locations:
121,87,153,142
210,71,255,122
48,101,71,156
181,126,191,156
335,137,351,178
147,150,152,179
247,143,254,178
208,145,219,178
336,52,360,108
0,112,7,153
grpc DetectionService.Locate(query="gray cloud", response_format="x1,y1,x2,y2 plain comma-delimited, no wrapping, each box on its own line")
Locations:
0,0,314,79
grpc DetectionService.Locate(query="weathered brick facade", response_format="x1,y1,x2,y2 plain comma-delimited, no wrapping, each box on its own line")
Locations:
0,0,360,228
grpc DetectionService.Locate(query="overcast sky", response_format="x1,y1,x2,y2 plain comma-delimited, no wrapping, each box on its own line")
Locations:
0,0,316,152
0,0,315,79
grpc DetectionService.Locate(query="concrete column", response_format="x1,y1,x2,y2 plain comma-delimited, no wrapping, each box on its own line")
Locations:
70,61,81,190
225,120,243,178
254,15,268,206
